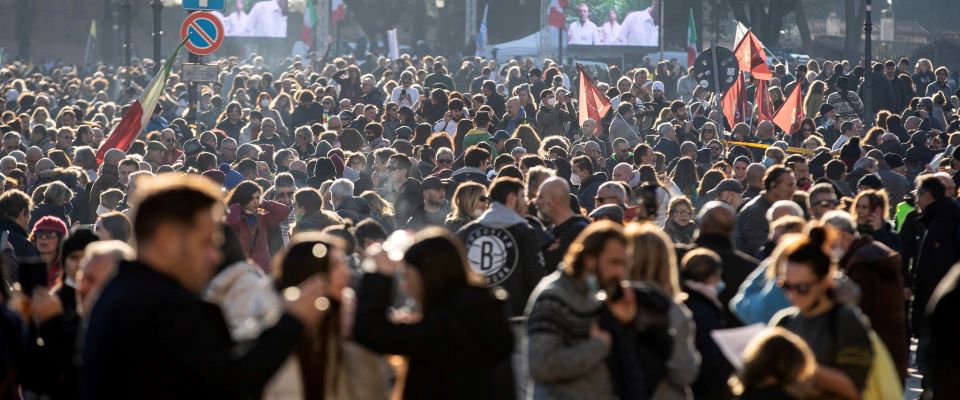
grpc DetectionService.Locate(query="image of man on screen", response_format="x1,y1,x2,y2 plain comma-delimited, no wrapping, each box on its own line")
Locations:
568,3,599,45
617,0,659,46
598,9,622,45
242,0,288,38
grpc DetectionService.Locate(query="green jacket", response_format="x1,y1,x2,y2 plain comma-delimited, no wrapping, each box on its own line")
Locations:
461,129,497,158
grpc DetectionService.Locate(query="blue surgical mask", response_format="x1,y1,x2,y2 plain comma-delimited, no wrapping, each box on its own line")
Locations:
585,273,599,295
762,157,775,167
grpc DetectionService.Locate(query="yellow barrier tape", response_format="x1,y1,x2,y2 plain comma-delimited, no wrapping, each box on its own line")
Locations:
728,141,815,155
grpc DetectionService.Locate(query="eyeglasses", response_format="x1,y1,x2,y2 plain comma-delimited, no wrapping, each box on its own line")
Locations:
777,280,815,295
814,199,839,208
673,209,692,216
437,158,453,164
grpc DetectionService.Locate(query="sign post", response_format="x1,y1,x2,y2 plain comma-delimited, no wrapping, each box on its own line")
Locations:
180,11,224,127
181,0,226,11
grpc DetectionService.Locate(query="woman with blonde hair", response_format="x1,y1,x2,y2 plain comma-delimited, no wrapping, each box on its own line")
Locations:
444,182,488,232
624,222,699,399
360,190,397,232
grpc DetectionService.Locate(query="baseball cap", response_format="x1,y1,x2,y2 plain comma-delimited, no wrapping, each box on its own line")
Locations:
146,141,166,152
182,138,202,155
707,179,744,197
492,130,510,141
652,81,665,92
421,176,444,191
588,204,624,221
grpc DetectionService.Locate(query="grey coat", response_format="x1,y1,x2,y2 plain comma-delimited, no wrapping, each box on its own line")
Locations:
609,115,641,148
733,193,773,258
877,167,912,206
525,271,614,400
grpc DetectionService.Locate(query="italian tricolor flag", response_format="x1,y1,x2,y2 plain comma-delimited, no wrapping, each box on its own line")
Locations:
687,9,697,68
96,37,187,165
301,0,317,48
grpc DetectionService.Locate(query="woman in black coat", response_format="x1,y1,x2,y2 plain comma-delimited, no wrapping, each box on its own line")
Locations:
353,228,515,400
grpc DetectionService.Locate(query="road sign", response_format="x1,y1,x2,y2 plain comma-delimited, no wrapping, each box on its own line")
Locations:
182,0,225,11
182,63,220,83
180,11,224,56
692,47,740,93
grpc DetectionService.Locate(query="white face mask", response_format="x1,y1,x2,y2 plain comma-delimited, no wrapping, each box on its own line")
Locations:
546,98,558,107
570,173,582,186
260,100,269,107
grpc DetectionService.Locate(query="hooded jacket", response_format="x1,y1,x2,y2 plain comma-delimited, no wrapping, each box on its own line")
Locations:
576,172,607,212
457,202,547,317
913,197,960,334
841,237,908,380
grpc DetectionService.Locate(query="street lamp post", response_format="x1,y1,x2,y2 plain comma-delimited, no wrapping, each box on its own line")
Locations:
862,0,873,123
121,0,133,68
152,0,163,75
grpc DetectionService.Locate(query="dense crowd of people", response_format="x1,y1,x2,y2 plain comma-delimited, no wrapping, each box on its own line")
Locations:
0,47,958,400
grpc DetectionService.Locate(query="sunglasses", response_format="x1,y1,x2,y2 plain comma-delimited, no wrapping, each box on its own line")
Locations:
437,158,453,164
275,191,294,198
479,195,489,202
777,280,815,295
814,199,839,208
36,231,60,239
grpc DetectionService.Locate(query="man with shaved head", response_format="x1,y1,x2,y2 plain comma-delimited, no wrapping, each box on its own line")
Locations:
537,177,590,272
680,201,759,324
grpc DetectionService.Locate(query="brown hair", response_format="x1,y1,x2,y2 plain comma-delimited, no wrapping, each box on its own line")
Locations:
563,220,626,278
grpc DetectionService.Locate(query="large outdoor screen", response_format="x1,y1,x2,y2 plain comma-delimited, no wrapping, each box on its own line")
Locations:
211,0,289,38
566,0,659,47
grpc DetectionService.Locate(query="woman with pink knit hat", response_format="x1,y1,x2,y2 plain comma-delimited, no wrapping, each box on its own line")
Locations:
29,215,68,286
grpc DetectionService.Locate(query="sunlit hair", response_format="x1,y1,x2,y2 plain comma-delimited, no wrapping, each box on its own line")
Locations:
731,327,816,395
625,222,681,298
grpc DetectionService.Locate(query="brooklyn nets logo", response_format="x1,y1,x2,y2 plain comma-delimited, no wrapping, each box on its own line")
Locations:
465,227,518,287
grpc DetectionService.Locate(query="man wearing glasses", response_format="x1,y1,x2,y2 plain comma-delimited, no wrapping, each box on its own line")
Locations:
434,147,455,173
160,128,182,166
808,183,840,220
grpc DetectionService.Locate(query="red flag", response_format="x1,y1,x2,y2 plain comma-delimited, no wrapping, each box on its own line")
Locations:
734,31,773,80
96,38,185,164
577,64,611,126
772,84,804,133
549,0,568,29
721,74,748,128
754,79,773,122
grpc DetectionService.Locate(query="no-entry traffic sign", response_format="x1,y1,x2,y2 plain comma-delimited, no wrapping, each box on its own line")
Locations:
180,11,224,56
